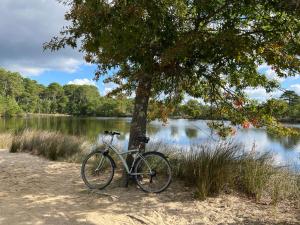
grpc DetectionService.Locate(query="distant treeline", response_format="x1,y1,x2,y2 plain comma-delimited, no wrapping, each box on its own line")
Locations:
0,68,299,122
0,68,133,117
174,91,300,122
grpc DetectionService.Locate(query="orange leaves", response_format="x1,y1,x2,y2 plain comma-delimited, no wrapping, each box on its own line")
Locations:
242,120,250,129
242,118,260,129
223,91,244,109
147,101,174,124
249,118,260,128
233,98,244,108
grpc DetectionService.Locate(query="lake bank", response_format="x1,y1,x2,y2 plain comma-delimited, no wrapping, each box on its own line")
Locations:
4,129,300,202
0,148,299,225
2,112,300,123
0,116,299,169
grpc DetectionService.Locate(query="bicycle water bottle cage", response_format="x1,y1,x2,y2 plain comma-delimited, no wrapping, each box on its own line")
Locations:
137,136,150,143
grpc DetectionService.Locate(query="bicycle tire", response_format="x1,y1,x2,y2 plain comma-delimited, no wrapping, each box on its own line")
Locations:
81,151,115,190
134,151,172,193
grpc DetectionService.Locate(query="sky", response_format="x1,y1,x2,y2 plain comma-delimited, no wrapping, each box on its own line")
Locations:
0,0,299,100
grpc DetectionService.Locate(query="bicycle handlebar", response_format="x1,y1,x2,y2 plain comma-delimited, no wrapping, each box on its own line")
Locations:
104,130,121,136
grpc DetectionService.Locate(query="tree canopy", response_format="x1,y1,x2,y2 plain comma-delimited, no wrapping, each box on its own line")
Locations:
45,0,300,136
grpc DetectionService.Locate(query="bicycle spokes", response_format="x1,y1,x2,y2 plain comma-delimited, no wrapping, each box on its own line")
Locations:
134,152,172,193
81,152,115,189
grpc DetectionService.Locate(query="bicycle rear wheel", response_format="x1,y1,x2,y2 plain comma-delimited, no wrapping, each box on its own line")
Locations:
81,151,115,189
134,151,172,193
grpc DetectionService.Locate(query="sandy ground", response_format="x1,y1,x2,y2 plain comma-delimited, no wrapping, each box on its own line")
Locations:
0,149,299,225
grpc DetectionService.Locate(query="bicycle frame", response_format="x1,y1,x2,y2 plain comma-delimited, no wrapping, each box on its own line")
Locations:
100,134,153,175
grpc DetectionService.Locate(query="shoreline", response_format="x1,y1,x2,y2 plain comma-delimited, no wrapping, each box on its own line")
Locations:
0,113,299,124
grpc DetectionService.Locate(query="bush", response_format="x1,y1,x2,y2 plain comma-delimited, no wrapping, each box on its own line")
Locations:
178,143,238,199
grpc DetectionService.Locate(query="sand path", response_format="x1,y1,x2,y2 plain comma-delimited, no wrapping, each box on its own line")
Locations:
0,149,299,225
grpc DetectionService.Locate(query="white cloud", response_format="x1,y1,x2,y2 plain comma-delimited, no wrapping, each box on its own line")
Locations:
0,0,85,76
5,57,84,76
245,87,283,102
290,84,300,95
68,78,96,86
102,82,117,96
7,65,48,76
55,58,83,73
258,64,285,83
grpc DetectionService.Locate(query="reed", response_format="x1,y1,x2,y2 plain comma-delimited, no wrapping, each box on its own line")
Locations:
153,142,299,204
0,132,13,149
10,129,91,161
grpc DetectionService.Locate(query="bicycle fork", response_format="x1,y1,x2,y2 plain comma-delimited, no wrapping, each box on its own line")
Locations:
95,156,105,172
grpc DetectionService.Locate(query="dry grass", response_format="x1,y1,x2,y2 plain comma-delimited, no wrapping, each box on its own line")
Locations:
5,130,300,204
149,142,300,204
0,132,13,149
10,129,92,161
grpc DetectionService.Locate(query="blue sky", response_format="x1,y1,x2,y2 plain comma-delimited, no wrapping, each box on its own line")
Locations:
31,64,107,95
0,0,299,100
31,64,119,95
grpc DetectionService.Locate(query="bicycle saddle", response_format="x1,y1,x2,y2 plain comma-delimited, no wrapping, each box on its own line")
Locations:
137,136,150,143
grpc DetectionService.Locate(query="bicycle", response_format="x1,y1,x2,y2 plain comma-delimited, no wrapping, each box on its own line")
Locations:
81,130,172,193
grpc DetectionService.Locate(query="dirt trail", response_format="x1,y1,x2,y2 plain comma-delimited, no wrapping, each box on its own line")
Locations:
0,149,299,225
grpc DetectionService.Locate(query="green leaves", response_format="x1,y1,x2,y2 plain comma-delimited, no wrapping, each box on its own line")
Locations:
0,68,134,117
44,0,300,136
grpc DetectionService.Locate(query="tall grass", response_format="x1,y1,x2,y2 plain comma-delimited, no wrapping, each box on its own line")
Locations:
0,132,13,149
160,142,241,200
6,130,300,204
150,142,300,204
10,129,91,161
237,151,274,201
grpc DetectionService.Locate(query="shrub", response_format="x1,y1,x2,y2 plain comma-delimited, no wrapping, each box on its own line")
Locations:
267,170,299,205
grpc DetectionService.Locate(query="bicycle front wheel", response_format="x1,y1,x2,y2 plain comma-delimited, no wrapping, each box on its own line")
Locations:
134,151,172,193
81,151,115,189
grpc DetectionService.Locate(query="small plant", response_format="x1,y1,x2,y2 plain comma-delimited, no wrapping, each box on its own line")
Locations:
267,169,299,205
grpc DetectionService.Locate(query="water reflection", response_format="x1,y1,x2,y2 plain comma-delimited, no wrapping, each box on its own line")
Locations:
185,128,198,138
0,116,299,168
266,132,300,150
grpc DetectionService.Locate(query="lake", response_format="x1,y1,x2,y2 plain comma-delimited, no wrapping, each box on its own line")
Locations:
0,116,299,169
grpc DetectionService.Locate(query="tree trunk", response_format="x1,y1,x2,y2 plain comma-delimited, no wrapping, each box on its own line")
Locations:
120,77,152,187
